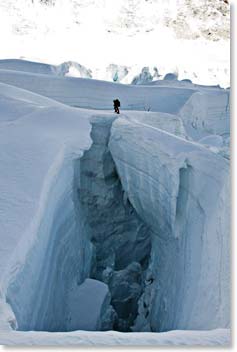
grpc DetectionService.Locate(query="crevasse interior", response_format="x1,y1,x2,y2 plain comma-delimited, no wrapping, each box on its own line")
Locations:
5,110,229,333
6,115,152,332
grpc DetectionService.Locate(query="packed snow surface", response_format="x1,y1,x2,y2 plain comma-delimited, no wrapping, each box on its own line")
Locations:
0,59,230,345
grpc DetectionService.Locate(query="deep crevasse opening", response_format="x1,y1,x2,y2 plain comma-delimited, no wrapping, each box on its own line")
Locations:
79,115,153,331
6,115,153,333
5,113,229,334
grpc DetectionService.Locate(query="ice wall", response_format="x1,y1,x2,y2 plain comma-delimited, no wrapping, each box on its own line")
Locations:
6,154,93,331
0,83,116,333
109,116,230,331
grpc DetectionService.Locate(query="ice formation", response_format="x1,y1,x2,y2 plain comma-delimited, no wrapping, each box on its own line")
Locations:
105,64,129,83
0,59,230,346
0,59,93,79
109,115,230,332
163,72,178,81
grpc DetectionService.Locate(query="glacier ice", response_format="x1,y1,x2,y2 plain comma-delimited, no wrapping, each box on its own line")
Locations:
105,64,129,83
109,114,230,331
0,62,230,345
55,61,93,79
131,67,153,85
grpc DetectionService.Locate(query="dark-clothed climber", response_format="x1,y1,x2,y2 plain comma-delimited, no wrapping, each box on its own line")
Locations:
113,99,120,114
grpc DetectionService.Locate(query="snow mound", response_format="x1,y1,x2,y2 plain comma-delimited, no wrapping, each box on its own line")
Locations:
164,72,178,81
0,59,56,75
0,59,92,79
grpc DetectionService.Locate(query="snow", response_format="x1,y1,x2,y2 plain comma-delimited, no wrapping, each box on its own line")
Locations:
199,135,224,148
0,65,227,115
0,0,230,87
178,90,230,141
0,59,56,76
0,59,93,79
0,57,230,345
0,329,230,346
164,73,178,81
109,114,230,331
0,82,93,333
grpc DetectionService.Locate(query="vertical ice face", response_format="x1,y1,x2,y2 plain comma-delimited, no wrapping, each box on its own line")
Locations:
109,116,230,331
5,155,94,332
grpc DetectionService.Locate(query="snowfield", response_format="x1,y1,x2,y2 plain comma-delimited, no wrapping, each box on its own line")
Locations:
0,59,230,346
0,0,230,87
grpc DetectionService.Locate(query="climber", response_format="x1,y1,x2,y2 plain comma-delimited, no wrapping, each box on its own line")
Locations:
113,99,120,114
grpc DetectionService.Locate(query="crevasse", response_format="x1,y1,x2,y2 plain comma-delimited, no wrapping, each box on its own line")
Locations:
79,115,153,331
5,115,153,332
5,112,230,333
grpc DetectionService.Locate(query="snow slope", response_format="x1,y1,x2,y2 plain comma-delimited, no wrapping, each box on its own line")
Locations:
0,59,230,345
0,67,196,112
0,63,229,113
